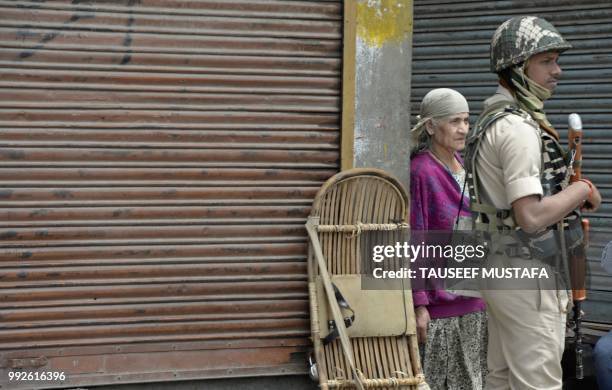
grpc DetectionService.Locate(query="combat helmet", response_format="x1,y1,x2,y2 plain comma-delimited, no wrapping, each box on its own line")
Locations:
490,16,571,72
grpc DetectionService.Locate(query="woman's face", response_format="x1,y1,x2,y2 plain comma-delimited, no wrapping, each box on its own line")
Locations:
429,112,470,152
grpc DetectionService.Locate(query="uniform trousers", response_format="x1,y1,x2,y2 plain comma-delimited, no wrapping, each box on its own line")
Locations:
480,254,569,390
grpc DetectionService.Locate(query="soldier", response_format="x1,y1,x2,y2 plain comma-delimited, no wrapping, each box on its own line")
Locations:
464,16,601,389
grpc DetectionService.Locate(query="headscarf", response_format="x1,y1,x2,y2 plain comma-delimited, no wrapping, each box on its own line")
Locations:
411,88,469,155
507,64,559,140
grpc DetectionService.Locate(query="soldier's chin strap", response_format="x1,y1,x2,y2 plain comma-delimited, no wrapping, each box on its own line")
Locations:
508,66,560,140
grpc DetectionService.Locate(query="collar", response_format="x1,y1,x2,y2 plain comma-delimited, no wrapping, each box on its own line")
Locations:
495,84,515,102
483,84,516,111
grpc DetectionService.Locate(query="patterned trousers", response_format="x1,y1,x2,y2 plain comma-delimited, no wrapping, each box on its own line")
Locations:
420,311,488,390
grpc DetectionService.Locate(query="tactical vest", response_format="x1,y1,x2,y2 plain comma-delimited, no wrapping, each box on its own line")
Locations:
464,102,583,260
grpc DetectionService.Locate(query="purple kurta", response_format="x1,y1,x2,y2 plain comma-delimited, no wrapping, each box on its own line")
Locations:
410,151,485,319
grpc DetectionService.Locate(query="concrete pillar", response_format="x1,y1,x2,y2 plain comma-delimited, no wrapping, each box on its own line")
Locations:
342,0,413,189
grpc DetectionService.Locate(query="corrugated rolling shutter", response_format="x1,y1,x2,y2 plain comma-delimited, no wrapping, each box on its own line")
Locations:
0,0,341,387
412,1,612,323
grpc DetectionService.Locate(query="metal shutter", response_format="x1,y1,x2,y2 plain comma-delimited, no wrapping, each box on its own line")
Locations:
412,0,612,323
0,1,341,387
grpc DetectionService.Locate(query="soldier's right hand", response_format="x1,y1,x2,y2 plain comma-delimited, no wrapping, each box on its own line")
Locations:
582,180,602,212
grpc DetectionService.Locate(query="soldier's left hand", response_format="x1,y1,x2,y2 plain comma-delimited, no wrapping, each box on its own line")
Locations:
582,183,602,212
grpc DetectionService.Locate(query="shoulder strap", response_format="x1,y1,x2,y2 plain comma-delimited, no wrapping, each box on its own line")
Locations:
464,102,523,233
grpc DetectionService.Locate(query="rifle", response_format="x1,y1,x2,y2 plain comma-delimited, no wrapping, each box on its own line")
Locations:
567,113,590,380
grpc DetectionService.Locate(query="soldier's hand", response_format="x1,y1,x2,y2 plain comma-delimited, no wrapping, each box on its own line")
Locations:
415,306,430,344
583,182,602,212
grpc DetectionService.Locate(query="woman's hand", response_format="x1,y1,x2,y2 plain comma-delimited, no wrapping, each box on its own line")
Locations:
415,306,430,344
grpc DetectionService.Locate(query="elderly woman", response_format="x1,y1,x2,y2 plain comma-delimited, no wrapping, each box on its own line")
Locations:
410,88,487,390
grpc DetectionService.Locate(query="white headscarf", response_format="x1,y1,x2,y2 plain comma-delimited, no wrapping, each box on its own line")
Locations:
411,88,469,133
410,88,469,154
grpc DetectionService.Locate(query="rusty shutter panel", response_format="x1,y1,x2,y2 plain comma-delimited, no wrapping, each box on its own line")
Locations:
0,1,341,387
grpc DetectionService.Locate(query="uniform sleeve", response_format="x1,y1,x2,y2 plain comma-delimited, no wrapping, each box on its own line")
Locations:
495,116,544,204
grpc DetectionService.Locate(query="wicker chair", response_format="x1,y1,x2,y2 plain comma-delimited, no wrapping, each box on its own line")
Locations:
306,168,428,389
